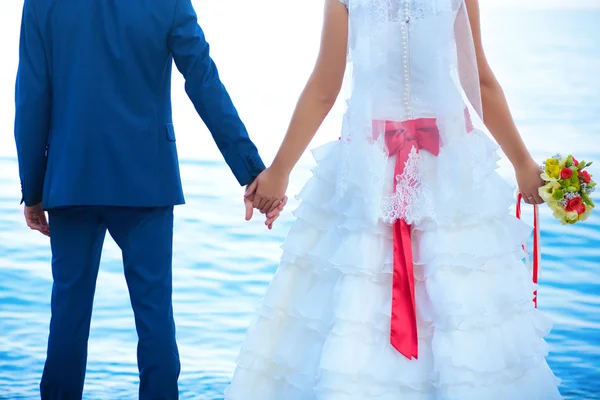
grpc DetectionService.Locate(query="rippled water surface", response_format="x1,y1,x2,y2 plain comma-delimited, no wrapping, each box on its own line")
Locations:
1,1,599,399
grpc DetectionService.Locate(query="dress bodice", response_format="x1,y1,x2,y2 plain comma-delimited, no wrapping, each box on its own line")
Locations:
340,0,466,121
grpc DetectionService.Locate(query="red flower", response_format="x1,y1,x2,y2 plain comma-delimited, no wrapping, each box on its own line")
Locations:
560,168,573,179
580,170,591,184
565,196,582,212
576,203,587,215
572,157,579,166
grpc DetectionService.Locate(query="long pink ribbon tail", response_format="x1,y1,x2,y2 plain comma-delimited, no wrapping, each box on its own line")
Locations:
383,118,440,359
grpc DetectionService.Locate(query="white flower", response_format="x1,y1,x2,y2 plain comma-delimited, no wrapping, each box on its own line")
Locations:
565,192,576,200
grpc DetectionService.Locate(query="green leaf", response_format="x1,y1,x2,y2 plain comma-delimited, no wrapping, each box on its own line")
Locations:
552,189,564,200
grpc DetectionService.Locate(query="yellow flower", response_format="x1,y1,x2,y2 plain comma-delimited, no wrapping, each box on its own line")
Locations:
541,172,556,182
538,181,561,203
551,207,567,223
579,205,593,222
566,210,579,222
558,158,567,169
547,165,560,179
546,158,558,169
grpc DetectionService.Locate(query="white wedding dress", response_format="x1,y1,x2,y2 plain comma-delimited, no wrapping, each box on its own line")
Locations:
225,0,562,398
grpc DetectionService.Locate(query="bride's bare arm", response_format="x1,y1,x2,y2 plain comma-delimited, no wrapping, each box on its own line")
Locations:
247,0,349,214
271,0,348,176
465,0,544,204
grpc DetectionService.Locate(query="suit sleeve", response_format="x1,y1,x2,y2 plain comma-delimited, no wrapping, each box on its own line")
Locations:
14,0,51,206
167,0,265,186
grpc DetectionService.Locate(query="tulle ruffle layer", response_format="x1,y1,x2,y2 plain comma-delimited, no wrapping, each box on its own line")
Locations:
226,134,561,399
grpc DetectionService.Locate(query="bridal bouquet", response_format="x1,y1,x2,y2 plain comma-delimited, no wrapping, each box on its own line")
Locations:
539,154,595,224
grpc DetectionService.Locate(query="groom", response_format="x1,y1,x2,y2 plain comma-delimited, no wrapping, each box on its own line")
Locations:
15,0,284,398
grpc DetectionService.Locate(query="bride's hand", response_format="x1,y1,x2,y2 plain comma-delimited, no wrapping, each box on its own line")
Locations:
515,158,544,205
245,167,290,215
244,190,287,230
264,196,288,230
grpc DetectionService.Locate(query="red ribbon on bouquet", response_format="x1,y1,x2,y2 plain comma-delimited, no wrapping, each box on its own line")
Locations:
515,193,541,308
378,118,441,360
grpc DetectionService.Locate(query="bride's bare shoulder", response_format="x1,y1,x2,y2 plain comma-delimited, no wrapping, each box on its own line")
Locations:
320,0,349,53
301,0,348,104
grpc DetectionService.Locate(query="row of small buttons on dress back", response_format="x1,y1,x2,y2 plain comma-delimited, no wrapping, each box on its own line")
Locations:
400,0,413,120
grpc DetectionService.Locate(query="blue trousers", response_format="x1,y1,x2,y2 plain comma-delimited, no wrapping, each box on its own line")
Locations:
40,206,180,400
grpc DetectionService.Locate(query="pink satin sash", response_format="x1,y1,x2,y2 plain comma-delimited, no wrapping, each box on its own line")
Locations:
377,118,440,359
378,108,473,360
338,110,473,359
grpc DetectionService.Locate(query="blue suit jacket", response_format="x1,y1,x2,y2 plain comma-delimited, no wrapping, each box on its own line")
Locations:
15,0,266,208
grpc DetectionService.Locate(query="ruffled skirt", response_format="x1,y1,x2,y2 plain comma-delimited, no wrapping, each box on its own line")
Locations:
225,131,562,399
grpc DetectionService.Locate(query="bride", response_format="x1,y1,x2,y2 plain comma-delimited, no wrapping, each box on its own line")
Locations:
228,0,562,398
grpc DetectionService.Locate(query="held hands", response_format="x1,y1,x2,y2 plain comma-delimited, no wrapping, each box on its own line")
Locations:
244,167,290,229
516,158,545,205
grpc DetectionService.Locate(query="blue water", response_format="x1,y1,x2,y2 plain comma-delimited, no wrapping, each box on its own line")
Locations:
1,1,599,399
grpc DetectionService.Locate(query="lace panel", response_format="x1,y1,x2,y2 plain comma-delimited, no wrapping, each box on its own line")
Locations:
380,146,435,225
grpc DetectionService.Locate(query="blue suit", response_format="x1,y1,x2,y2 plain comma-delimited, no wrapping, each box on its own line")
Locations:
14,0,265,398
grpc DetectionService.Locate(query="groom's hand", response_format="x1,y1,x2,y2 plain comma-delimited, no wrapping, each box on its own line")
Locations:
244,169,289,230
24,203,50,237
246,167,289,215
